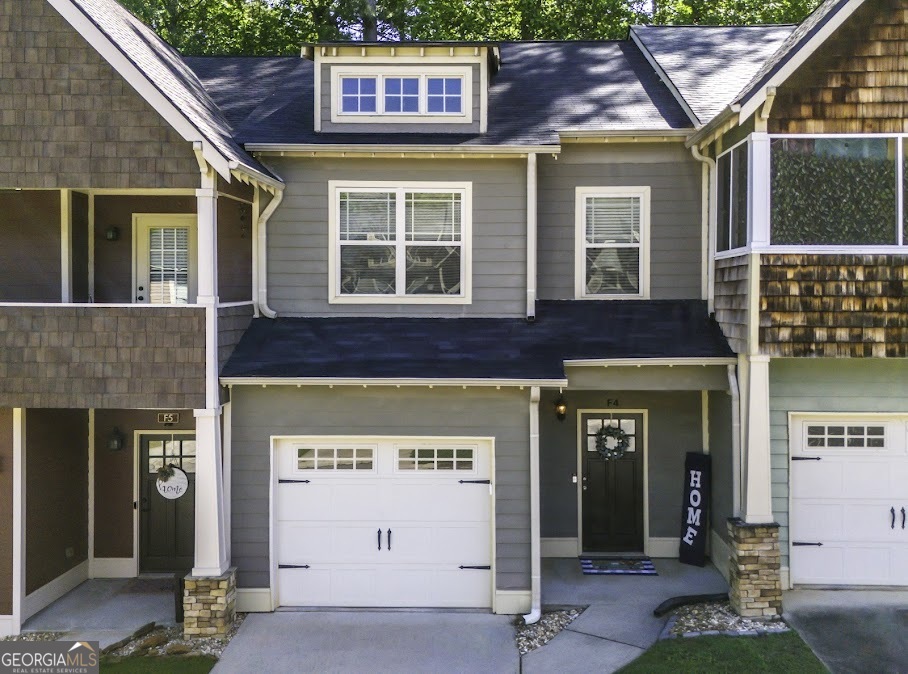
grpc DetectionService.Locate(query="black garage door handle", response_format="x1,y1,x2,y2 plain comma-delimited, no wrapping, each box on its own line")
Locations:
387,528,392,551
377,528,382,551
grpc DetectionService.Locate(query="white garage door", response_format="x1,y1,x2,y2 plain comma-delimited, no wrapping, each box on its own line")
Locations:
791,416,908,586
274,437,493,608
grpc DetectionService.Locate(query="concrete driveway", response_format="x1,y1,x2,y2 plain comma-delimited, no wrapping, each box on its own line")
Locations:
784,589,908,674
213,611,519,674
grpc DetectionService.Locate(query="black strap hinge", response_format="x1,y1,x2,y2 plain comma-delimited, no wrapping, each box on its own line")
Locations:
279,479,311,484
792,457,822,461
792,542,823,547
459,479,491,484
278,564,311,569
459,565,491,570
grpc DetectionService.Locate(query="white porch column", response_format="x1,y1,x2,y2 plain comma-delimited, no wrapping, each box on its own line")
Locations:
742,355,775,524
192,165,229,577
748,133,771,248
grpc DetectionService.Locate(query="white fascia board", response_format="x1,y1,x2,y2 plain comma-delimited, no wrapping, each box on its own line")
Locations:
48,0,231,179
564,358,737,367
685,105,740,148
737,0,867,121
228,164,285,193
245,144,561,156
221,377,568,387
559,129,691,141
628,28,700,126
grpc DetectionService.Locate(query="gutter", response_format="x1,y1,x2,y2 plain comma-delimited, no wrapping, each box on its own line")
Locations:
522,386,542,625
256,188,284,319
689,144,718,313
727,364,742,518
246,144,560,156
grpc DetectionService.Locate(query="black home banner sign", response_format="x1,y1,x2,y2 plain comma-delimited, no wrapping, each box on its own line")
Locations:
679,452,711,567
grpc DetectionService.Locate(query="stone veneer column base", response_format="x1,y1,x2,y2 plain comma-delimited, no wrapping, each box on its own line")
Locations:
727,518,782,619
183,567,237,638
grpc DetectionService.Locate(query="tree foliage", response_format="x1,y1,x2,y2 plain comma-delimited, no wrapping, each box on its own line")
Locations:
120,0,824,56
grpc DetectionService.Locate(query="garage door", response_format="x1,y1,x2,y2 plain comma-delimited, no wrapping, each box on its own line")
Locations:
791,416,908,586
275,437,493,608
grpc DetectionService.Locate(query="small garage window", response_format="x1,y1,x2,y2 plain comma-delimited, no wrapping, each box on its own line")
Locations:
297,447,374,471
806,423,886,448
397,448,474,471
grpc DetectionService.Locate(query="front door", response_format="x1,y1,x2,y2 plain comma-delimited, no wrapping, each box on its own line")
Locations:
133,214,197,305
140,434,196,573
581,413,645,553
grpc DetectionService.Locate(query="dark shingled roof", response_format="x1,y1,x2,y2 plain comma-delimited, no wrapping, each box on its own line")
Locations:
222,301,733,380
187,42,693,147
69,0,274,179
632,25,796,124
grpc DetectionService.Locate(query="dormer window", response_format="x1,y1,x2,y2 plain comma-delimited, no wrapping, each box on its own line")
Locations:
331,67,472,124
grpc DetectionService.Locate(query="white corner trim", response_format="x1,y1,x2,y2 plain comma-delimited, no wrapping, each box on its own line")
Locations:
710,530,731,583
781,566,791,590
89,558,137,579
236,588,274,613
541,538,579,558
574,186,651,300
0,616,14,638
646,537,680,559
45,0,231,179
21,561,89,624
493,590,531,615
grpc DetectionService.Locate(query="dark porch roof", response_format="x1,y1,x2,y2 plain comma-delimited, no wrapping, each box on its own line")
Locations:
222,300,733,381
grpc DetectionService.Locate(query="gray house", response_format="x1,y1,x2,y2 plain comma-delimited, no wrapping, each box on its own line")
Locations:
1,0,907,638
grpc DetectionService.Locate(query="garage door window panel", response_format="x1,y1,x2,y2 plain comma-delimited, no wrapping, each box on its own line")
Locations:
804,423,890,451
296,446,375,471
397,447,475,472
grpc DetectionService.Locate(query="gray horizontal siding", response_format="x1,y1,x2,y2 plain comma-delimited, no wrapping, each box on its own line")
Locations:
769,359,908,568
320,63,481,135
230,385,530,592
265,157,527,317
537,144,703,301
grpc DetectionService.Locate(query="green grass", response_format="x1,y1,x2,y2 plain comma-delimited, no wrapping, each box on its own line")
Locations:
619,632,828,674
100,655,217,673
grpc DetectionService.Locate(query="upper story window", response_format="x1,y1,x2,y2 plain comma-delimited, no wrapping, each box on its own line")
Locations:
328,181,472,305
575,187,650,299
332,66,472,124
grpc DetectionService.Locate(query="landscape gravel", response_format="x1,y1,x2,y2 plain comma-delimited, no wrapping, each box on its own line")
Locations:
105,613,247,659
2,632,65,642
515,607,585,655
669,601,789,637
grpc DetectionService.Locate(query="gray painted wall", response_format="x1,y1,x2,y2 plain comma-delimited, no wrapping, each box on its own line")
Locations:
566,365,729,391
265,157,527,317
537,144,703,301
769,359,908,568
0,191,61,302
539,389,703,541
708,390,734,544
229,385,530,591
319,63,481,134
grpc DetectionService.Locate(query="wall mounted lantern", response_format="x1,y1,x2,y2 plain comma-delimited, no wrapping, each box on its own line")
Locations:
554,394,568,422
108,426,125,451
105,226,120,241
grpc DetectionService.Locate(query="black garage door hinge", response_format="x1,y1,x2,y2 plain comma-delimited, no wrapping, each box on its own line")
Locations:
459,479,491,484
792,542,823,547
458,565,491,570
278,564,311,569
792,457,822,461
279,479,311,484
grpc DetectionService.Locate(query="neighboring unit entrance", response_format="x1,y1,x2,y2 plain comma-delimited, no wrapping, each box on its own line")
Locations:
274,437,493,608
139,433,196,573
790,415,908,586
580,413,645,553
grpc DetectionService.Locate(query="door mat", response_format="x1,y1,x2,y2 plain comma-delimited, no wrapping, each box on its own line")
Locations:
579,557,657,576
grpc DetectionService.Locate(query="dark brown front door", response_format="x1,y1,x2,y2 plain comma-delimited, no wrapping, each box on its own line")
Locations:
581,413,644,553
140,434,196,573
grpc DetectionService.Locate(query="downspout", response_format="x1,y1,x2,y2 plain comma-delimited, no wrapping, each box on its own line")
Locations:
522,386,542,625
727,364,742,518
256,188,284,319
690,144,717,314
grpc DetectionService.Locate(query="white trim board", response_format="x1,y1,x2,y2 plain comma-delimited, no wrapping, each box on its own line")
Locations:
12,408,24,635
21,561,89,624
710,530,732,584
0,616,14,639
90,558,137,579
541,538,579,558
493,590,530,615
221,377,568,388
236,588,273,613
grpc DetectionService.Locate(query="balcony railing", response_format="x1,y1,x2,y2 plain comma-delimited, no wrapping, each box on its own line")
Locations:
716,133,908,253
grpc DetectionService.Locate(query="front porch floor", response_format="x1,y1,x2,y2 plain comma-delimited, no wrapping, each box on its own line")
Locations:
524,558,729,673
22,578,176,649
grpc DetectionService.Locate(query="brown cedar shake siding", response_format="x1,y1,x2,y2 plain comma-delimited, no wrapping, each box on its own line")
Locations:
25,410,88,595
93,409,194,559
0,0,199,189
0,409,12,615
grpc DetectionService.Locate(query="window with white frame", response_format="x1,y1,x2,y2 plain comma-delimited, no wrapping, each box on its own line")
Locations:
329,182,471,303
333,67,472,122
575,187,650,298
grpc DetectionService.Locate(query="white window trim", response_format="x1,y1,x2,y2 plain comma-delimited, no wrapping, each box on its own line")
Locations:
574,186,651,300
131,213,198,306
328,180,473,305
330,65,473,124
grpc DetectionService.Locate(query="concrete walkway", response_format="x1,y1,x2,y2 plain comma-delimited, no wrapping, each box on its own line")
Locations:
522,558,729,673
784,589,908,674
22,578,175,649
216,559,728,674
214,611,519,674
